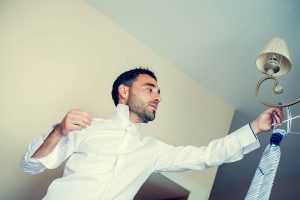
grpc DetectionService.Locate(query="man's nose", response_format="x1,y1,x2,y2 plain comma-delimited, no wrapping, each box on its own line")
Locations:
154,93,161,103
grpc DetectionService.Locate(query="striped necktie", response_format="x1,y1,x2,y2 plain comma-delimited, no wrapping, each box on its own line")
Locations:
245,129,286,200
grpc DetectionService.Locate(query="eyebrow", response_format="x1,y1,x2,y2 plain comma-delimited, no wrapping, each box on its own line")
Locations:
143,83,161,94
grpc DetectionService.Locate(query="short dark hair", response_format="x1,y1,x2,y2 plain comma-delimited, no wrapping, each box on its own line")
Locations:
111,67,157,106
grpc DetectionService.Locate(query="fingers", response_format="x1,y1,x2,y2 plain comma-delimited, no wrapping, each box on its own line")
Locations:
255,107,284,134
274,112,282,125
69,114,92,127
265,107,283,125
69,118,90,129
276,108,284,124
70,109,93,123
60,109,93,135
65,124,86,133
272,107,283,124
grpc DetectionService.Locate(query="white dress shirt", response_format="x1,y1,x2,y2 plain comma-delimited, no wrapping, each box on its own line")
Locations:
21,104,260,200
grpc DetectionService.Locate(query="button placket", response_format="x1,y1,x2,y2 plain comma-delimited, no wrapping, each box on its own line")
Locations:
99,127,129,200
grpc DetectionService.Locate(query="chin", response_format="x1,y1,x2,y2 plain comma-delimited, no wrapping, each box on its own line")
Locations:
146,115,155,122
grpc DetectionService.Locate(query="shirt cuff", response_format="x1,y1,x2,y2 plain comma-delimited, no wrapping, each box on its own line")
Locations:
248,123,258,139
233,124,260,154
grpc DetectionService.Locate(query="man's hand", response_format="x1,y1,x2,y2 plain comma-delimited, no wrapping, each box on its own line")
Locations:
31,109,92,158
56,109,93,136
250,107,283,134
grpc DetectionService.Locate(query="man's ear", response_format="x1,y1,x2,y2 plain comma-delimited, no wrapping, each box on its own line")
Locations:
118,84,129,103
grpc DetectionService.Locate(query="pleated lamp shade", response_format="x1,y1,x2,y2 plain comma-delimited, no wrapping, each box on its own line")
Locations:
256,38,292,77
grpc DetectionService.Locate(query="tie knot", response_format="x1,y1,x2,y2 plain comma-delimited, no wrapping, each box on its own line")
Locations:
270,132,283,146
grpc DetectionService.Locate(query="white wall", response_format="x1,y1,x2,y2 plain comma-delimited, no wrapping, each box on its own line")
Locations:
0,0,234,199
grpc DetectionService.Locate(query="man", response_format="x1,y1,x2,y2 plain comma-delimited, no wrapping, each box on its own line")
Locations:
22,67,283,200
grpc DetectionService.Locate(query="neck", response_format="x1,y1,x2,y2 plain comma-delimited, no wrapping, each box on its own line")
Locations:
129,112,142,124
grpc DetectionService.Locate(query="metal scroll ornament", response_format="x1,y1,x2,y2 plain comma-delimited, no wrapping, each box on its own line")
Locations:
255,38,299,108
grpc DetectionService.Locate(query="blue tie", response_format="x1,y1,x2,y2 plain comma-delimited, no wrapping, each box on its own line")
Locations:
245,129,286,200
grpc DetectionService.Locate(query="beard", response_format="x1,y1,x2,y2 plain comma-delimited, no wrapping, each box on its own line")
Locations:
127,93,156,123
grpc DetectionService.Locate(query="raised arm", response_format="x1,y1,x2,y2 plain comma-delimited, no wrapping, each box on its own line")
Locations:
32,109,92,158
22,109,92,173
153,107,283,172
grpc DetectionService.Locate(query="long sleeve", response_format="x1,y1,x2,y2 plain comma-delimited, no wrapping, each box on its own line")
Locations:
21,128,81,174
153,124,260,172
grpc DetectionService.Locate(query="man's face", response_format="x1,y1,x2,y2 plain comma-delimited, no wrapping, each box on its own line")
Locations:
127,74,161,123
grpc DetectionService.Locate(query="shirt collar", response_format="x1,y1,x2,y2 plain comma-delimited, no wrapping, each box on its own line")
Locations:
110,104,142,132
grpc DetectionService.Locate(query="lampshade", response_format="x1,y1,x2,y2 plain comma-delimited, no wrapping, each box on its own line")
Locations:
256,38,292,77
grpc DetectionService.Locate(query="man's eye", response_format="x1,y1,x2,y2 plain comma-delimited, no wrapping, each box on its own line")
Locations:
148,88,153,93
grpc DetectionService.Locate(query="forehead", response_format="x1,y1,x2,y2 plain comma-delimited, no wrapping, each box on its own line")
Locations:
133,74,159,87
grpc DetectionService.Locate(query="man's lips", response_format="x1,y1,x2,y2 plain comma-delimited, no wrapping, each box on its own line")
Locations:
149,103,158,110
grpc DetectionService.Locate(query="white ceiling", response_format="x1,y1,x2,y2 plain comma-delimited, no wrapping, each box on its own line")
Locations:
86,0,300,198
